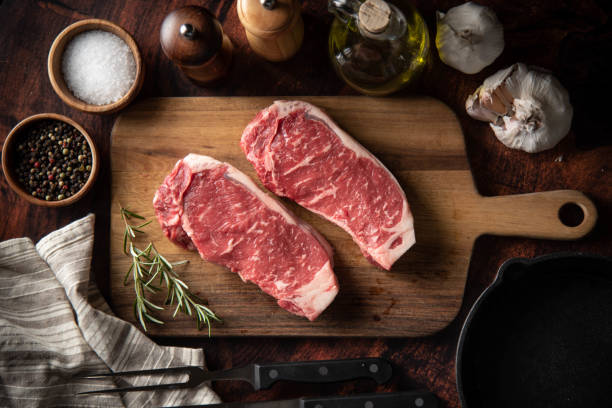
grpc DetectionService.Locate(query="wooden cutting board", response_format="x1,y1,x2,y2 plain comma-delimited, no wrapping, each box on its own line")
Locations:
110,97,597,337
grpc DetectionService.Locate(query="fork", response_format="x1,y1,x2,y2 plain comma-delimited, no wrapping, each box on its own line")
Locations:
76,358,392,395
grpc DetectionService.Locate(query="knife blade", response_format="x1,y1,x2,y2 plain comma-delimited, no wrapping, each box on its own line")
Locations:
162,390,438,408
202,358,392,390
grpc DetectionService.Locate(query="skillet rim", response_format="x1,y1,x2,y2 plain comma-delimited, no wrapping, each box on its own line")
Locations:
455,251,612,408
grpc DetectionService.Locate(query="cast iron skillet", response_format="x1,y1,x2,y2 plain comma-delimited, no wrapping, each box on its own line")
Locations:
457,253,612,408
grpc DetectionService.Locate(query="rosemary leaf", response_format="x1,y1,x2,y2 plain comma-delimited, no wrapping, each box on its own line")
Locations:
124,263,134,286
183,299,192,316
173,303,182,318
135,301,147,332
143,312,165,325
135,220,153,229
123,229,129,255
157,253,173,270
174,278,189,290
122,208,145,220
143,298,164,311
144,284,161,294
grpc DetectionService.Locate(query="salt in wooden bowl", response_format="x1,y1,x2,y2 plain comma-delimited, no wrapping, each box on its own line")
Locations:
47,19,144,114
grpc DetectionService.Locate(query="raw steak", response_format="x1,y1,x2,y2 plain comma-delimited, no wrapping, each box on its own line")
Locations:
241,101,415,270
153,154,338,321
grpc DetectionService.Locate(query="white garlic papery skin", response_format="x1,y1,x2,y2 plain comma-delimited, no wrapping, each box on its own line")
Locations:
436,2,504,74
466,63,573,153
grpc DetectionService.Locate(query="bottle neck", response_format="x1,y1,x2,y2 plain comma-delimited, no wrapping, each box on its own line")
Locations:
328,0,362,23
329,0,406,40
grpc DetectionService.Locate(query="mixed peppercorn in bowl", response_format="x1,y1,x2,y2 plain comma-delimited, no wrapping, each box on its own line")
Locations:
1,113,98,207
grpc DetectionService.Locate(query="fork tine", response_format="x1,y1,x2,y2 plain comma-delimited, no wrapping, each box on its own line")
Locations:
79,366,199,379
76,366,205,395
76,382,189,395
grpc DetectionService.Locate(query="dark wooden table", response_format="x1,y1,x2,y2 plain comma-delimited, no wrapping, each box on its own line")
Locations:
1,0,611,406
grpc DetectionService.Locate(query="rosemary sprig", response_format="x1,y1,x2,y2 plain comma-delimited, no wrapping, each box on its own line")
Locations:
121,207,152,255
126,242,164,332
120,207,221,334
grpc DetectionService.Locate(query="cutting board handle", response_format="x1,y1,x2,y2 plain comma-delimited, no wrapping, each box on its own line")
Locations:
476,190,597,240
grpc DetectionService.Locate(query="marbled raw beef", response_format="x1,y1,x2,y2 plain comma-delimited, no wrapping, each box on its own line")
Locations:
153,154,338,320
241,101,415,270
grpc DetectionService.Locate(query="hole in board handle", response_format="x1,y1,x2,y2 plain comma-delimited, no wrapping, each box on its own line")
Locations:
558,202,585,227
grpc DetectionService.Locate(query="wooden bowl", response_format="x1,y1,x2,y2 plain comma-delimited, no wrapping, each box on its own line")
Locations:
1,113,99,207
47,19,144,114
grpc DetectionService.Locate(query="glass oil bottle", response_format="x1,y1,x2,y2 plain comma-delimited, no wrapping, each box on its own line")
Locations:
328,0,429,95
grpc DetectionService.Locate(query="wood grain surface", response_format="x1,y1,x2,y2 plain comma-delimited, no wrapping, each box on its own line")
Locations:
1,0,612,407
110,96,597,336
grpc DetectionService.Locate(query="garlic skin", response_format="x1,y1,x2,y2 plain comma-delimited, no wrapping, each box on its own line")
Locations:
436,2,504,74
466,63,573,153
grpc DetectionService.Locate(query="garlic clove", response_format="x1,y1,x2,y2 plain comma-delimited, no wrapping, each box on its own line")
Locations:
466,63,573,153
466,64,517,121
436,2,504,74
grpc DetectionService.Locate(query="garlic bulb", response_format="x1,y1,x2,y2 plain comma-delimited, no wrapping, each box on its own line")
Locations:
466,63,573,153
436,2,504,74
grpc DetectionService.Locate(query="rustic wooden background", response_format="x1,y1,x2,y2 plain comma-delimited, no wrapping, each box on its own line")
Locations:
1,0,610,406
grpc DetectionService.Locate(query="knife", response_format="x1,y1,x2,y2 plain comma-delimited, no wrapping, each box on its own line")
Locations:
162,391,438,408
212,358,393,390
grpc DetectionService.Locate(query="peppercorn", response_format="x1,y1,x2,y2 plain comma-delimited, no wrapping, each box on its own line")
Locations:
11,119,92,201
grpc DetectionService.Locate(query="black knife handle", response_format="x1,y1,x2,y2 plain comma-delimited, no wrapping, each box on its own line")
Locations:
301,391,437,408
254,358,392,390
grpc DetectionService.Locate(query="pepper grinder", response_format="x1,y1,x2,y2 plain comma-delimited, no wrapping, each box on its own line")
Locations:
160,6,233,85
237,0,303,62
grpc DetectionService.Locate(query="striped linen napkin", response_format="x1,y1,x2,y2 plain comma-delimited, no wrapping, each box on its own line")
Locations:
0,214,220,407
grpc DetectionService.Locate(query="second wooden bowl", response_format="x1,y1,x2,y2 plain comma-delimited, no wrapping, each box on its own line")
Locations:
47,18,144,114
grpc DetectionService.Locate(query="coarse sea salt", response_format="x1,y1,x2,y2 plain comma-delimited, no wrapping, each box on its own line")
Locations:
62,30,136,105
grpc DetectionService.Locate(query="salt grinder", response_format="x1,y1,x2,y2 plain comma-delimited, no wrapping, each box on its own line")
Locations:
160,6,233,85
237,0,304,61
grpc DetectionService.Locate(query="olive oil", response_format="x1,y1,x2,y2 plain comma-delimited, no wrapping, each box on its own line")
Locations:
328,0,429,95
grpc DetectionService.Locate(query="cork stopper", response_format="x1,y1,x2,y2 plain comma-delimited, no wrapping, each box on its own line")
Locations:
160,6,222,66
358,0,391,34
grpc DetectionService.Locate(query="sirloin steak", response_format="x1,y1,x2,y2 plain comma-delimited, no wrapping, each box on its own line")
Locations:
241,101,415,270
153,154,338,321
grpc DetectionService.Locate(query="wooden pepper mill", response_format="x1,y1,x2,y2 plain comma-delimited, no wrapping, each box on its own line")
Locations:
160,6,233,85
237,0,304,62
